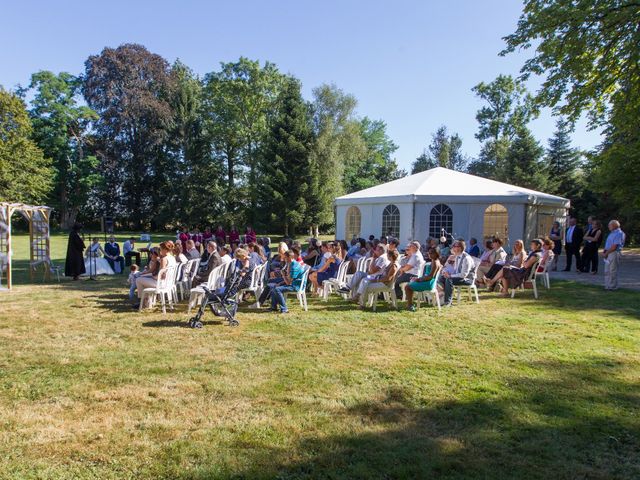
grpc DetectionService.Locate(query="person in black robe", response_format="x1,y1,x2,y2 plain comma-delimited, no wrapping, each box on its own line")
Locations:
65,223,86,280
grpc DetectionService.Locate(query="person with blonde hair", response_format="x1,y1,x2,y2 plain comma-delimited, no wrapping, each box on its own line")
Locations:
603,220,625,290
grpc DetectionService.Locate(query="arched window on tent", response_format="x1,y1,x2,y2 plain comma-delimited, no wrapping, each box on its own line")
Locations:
345,206,361,239
381,204,400,238
429,204,453,239
483,203,508,241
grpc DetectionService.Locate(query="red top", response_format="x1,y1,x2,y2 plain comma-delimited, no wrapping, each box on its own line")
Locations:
179,232,189,253
245,229,257,244
229,230,240,244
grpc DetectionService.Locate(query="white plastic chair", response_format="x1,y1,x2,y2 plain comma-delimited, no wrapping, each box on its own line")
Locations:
511,259,541,299
171,262,184,303
365,281,398,312
284,264,310,311
453,259,481,304
414,269,442,311
322,260,350,301
535,258,551,289
239,263,267,308
177,259,199,300
399,261,427,301
140,265,177,314
188,264,222,312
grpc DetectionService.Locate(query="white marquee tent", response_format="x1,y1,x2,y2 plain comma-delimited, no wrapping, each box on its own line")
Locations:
334,167,569,247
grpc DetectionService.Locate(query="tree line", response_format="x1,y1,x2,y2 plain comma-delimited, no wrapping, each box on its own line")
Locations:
1,0,638,238
0,47,404,235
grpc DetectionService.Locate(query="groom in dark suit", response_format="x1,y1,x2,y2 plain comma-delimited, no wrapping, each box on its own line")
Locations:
104,235,125,274
563,217,584,272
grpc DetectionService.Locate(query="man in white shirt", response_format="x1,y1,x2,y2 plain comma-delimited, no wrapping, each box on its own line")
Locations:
603,220,625,291
123,237,141,266
439,240,475,306
394,241,424,298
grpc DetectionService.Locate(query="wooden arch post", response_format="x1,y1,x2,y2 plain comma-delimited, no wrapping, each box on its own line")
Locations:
0,202,52,291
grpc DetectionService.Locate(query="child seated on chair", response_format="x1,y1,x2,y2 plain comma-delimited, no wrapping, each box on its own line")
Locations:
127,264,140,300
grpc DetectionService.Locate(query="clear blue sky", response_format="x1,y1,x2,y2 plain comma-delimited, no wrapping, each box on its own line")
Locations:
0,0,600,171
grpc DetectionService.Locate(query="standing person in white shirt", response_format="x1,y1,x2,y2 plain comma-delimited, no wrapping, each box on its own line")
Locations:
393,241,424,299
438,240,475,307
603,220,625,291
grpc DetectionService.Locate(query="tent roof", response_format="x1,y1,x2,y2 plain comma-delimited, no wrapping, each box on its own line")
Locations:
335,167,569,207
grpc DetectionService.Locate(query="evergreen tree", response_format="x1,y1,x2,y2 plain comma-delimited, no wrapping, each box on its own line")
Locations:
260,77,314,236
0,88,53,203
411,150,438,174
412,126,467,173
545,118,583,198
504,127,548,190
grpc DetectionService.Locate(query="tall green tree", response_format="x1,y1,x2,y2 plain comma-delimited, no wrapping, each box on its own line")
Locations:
592,86,640,235
503,0,640,238
168,61,221,226
202,58,285,225
82,43,176,228
308,84,365,231
504,126,548,191
25,71,100,228
260,77,314,236
545,118,583,198
502,0,640,126
467,75,536,178
0,88,53,203
412,125,467,173
344,117,404,192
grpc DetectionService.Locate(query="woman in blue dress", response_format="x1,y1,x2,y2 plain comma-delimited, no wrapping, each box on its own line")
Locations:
309,242,341,295
405,248,442,311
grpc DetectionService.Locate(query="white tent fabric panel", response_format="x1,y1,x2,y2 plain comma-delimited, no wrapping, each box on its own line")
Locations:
334,168,569,247
336,167,569,207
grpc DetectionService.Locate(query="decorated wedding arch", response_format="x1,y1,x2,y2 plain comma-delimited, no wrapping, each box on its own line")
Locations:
0,202,53,290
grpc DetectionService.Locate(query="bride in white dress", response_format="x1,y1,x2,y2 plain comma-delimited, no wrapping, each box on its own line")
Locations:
84,238,115,276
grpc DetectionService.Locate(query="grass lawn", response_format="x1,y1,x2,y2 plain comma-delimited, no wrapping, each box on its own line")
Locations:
0,233,639,479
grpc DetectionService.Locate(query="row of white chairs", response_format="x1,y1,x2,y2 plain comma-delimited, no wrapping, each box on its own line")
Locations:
139,253,549,315
142,257,312,314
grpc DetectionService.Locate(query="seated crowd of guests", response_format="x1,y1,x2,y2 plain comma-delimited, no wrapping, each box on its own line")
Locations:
324,233,557,309
106,217,626,312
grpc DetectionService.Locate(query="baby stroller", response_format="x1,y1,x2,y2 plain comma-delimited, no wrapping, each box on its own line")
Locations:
188,265,242,328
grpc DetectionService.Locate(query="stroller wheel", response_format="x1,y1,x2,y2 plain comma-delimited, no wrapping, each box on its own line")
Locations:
229,319,239,327
193,321,203,329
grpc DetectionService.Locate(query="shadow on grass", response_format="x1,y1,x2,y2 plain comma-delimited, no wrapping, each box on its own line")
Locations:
160,357,640,480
